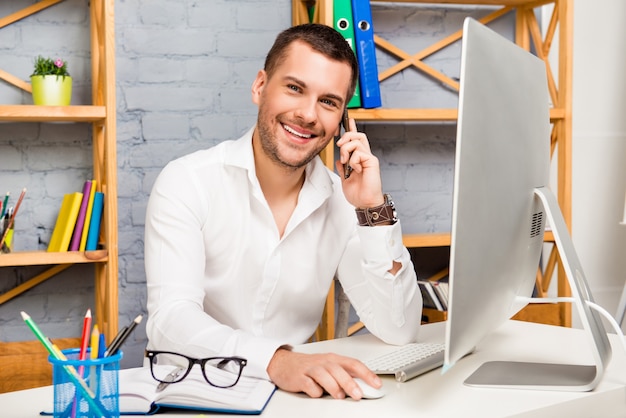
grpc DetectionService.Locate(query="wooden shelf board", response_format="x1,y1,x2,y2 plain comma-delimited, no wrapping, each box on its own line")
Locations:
403,233,451,247
349,108,563,122
372,0,555,6
0,105,106,122
403,230,555,248
0,250,108,267
422,307,447,323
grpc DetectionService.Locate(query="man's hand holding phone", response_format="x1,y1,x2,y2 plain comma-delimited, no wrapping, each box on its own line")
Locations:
340,109,353,179
336,112,386,210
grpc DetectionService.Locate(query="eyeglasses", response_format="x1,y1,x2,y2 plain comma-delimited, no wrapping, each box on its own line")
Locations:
146,350,247,388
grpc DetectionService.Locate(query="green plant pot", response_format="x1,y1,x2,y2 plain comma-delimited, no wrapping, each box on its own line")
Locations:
30,75,72,106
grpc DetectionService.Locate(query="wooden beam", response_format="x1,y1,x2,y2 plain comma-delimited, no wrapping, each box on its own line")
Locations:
0,0,64,28
0,265,72,305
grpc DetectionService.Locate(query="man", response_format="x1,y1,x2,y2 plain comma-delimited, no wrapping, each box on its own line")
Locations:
145,23,422,401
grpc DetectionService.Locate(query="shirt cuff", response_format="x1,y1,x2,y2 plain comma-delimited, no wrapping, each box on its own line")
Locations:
238,336,290,380
356,220,405,272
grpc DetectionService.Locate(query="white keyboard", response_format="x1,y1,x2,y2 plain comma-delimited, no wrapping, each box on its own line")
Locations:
364,343,445,383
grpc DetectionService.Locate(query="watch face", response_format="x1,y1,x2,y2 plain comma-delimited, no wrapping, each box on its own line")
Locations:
384,194,398,223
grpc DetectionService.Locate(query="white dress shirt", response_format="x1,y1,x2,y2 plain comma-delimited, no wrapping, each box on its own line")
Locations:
145,128,422,379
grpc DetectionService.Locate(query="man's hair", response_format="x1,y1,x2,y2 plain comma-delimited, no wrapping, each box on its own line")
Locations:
264,23,359,105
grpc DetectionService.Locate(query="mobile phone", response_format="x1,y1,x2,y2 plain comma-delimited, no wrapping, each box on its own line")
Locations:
340,109,353,179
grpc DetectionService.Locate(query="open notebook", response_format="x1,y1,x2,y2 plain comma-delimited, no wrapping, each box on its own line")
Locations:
118,366,276,415
42,366,276,416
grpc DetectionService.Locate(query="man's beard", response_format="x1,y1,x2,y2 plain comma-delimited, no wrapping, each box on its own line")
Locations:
256,111,329,171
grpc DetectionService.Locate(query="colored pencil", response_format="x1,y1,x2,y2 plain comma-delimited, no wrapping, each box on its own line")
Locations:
20,311,106,417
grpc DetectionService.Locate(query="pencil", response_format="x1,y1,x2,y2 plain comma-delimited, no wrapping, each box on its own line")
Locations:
89,325,100,392
90,324,100,360
20,311,106,417
0,188,25,249
105,314,143,356
104,326,127,355
77,309,92,376
0,192,8,219
11,188,26,219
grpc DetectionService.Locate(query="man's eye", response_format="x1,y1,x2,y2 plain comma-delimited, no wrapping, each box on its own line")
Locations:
321,98,338,108
287,84,301,92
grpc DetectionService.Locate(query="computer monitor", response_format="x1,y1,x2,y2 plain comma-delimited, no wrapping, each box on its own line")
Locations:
444,18,611,391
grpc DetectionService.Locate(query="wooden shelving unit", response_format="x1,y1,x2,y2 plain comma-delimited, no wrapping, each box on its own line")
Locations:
0,0,118,391
295,0,573,339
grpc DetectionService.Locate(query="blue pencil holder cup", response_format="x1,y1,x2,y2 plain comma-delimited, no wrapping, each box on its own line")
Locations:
49,348,122,418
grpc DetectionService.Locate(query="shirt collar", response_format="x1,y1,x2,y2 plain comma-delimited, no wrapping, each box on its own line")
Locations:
224,126,336,202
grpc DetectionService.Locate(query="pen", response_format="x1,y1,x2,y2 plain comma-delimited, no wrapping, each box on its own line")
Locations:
98,332,106,358
20,311,107,417
155,366,185,393
105,314,143,357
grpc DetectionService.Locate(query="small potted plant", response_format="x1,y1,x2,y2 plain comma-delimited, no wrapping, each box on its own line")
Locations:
30,56,72,106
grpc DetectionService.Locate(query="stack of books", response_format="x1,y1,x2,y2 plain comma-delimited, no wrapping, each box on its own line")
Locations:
418,279,449,312
333,0,382,109
47,180,104,252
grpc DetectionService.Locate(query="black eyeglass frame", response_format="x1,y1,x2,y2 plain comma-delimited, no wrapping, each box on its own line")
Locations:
145,350,248,388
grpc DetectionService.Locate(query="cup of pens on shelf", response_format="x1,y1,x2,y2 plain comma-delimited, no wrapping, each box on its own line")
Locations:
0,188,27,254
49,348,122,418
0,216,14,253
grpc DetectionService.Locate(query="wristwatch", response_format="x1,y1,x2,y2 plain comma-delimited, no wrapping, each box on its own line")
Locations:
355,194,397,226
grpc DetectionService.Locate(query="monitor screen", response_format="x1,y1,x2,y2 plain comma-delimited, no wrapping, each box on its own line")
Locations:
444,18,611,391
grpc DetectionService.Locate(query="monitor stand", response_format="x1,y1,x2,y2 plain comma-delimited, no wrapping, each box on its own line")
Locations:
464,186,612,391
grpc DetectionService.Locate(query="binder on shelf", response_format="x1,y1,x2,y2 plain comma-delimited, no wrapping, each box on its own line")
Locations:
350,0,381,108
79,180,97,251
48,192,83,252
334,0,361,108
69,180,93,251
85,192,104,251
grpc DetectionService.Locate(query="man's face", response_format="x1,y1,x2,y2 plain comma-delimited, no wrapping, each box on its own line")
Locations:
251,41,352,170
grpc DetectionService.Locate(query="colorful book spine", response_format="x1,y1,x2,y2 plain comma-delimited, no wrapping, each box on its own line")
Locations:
69,180,93,251
334,0,362,108
351,0,382,108
85,192,104,251
79,180,97,251
48,192,83,252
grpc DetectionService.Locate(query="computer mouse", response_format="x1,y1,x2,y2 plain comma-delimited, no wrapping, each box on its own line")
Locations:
353,378,385,399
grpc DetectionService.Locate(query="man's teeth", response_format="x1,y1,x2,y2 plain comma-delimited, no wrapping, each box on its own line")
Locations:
284,125,312,139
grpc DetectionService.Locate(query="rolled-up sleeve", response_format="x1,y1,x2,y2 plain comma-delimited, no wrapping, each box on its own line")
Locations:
336,221,422,345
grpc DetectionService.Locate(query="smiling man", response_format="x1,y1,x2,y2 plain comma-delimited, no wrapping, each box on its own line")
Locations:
144,23,422,401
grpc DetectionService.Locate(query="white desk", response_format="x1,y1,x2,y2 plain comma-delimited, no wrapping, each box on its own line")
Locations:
1,320,625,417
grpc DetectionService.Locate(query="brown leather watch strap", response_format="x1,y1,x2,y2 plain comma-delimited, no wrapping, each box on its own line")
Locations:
355,194,397,226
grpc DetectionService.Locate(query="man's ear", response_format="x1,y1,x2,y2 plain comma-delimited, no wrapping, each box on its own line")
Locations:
251,70,267,105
